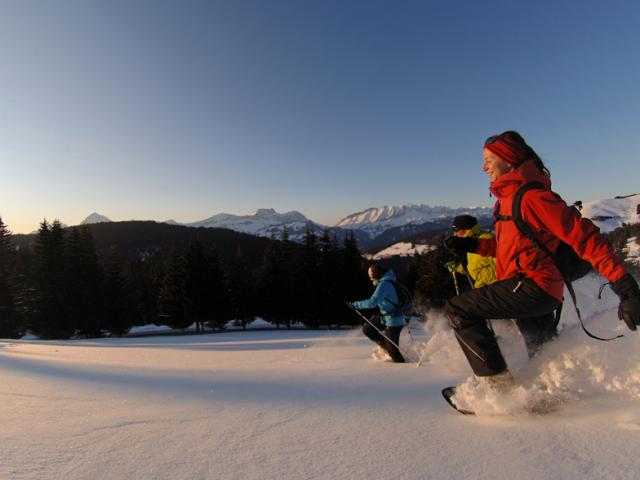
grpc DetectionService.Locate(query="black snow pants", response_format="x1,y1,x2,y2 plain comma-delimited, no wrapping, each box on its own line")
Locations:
362,322,405,363
444,275,561,376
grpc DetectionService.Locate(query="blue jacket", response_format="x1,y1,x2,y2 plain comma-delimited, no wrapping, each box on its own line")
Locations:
352,270,404,327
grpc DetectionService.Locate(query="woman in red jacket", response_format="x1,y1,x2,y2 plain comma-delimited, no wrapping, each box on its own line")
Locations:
444,131,640,388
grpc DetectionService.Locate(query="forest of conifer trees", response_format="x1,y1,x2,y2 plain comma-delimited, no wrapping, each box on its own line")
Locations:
3,215,634,340
0,218,379,339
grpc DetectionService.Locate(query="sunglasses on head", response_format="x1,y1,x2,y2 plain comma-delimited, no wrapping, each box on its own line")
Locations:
485,133,524,147
484,134,503,145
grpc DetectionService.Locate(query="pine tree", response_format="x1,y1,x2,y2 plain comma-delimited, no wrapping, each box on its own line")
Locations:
317,229,339,328
259,234,282,328
65,227,104,337
279,227,296,328
183,241,229,332
340,231,369,326
158,248,190,329
297,229,320,328
30,220,74,339
183,241,211,332
125,258,161,326
102,248,134,336
203,245,229,331
0,218,21,337
228,248,256,329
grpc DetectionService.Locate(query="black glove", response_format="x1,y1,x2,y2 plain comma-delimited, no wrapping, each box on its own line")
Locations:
611,274,640,331
444,236,478,254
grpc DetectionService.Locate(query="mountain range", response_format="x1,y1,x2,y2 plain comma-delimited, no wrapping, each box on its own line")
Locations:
78,193,640,251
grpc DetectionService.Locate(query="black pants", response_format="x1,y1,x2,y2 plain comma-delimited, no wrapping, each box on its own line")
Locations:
444,275,561,376
362,322,405,363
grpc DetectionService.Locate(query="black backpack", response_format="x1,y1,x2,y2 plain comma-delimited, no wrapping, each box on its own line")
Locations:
383,280,414,317
496,182,621,341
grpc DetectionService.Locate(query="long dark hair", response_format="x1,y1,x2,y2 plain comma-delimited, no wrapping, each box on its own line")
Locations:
499,130,550,176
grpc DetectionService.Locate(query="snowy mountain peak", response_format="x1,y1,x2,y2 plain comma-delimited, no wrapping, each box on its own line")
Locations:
80,213,112,225
186,208,320,241
336,204,493,238
248,208,277,216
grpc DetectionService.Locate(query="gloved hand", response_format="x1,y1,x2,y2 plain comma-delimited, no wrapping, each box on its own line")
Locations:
444,236,478,254
611,274,640,331
344,301,355,310
444,260,457,273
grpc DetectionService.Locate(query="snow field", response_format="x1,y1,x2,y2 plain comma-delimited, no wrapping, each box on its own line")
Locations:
2,274,640,479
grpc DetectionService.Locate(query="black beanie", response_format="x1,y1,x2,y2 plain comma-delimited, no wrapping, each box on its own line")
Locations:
452,215,477,230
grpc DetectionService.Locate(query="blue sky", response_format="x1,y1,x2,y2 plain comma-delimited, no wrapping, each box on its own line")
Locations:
1,0,639,233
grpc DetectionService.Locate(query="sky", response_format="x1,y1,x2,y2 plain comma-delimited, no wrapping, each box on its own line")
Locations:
1,0,639,234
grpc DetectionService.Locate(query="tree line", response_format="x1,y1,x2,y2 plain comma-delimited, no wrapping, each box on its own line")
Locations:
3,215,636,340
0,218,372,339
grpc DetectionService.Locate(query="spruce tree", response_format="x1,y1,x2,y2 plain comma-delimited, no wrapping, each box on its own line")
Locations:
0,218,20,337
102,248,134,336
259,234,282,328
183,241,229,332
340,231,369,326
317,229,339,328
126,258,161,326
30,220,74,339
279,227,296,327
65,227,104,337
159,248,190,329
228,248,256,329
203,245,229,331
298,229,319,328
183,241,211,332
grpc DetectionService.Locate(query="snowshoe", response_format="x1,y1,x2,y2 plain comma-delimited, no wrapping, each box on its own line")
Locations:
441,386,475,415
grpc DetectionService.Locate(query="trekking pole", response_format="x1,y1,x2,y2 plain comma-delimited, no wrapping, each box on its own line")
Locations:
444,260,461,296
463,269,475,290
345,302,417,366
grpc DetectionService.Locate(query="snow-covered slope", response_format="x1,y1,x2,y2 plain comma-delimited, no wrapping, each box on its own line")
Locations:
2,276,640,479
186,208,323,241
364,241,434,260
581,193,640,233
80,212,112,225
336,204,493,238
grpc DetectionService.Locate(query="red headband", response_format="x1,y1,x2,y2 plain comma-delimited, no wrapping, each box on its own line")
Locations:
484,136,530,167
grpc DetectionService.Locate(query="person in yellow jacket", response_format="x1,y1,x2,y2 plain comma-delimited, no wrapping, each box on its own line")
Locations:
449,215,496,288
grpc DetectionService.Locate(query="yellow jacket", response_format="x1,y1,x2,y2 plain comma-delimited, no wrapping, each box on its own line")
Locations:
455,225,497,288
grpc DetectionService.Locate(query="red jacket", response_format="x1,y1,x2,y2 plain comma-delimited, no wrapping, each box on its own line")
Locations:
477,161,627,301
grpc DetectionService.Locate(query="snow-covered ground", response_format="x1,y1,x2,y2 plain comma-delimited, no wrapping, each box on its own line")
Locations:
2,275,640,479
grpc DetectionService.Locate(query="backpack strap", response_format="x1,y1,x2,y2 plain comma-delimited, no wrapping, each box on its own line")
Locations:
511,182,622,342
512,182,549,272
377,279,400,316
381,279,413,317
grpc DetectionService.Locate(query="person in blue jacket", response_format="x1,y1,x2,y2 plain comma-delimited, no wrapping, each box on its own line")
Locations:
351,264,405,363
